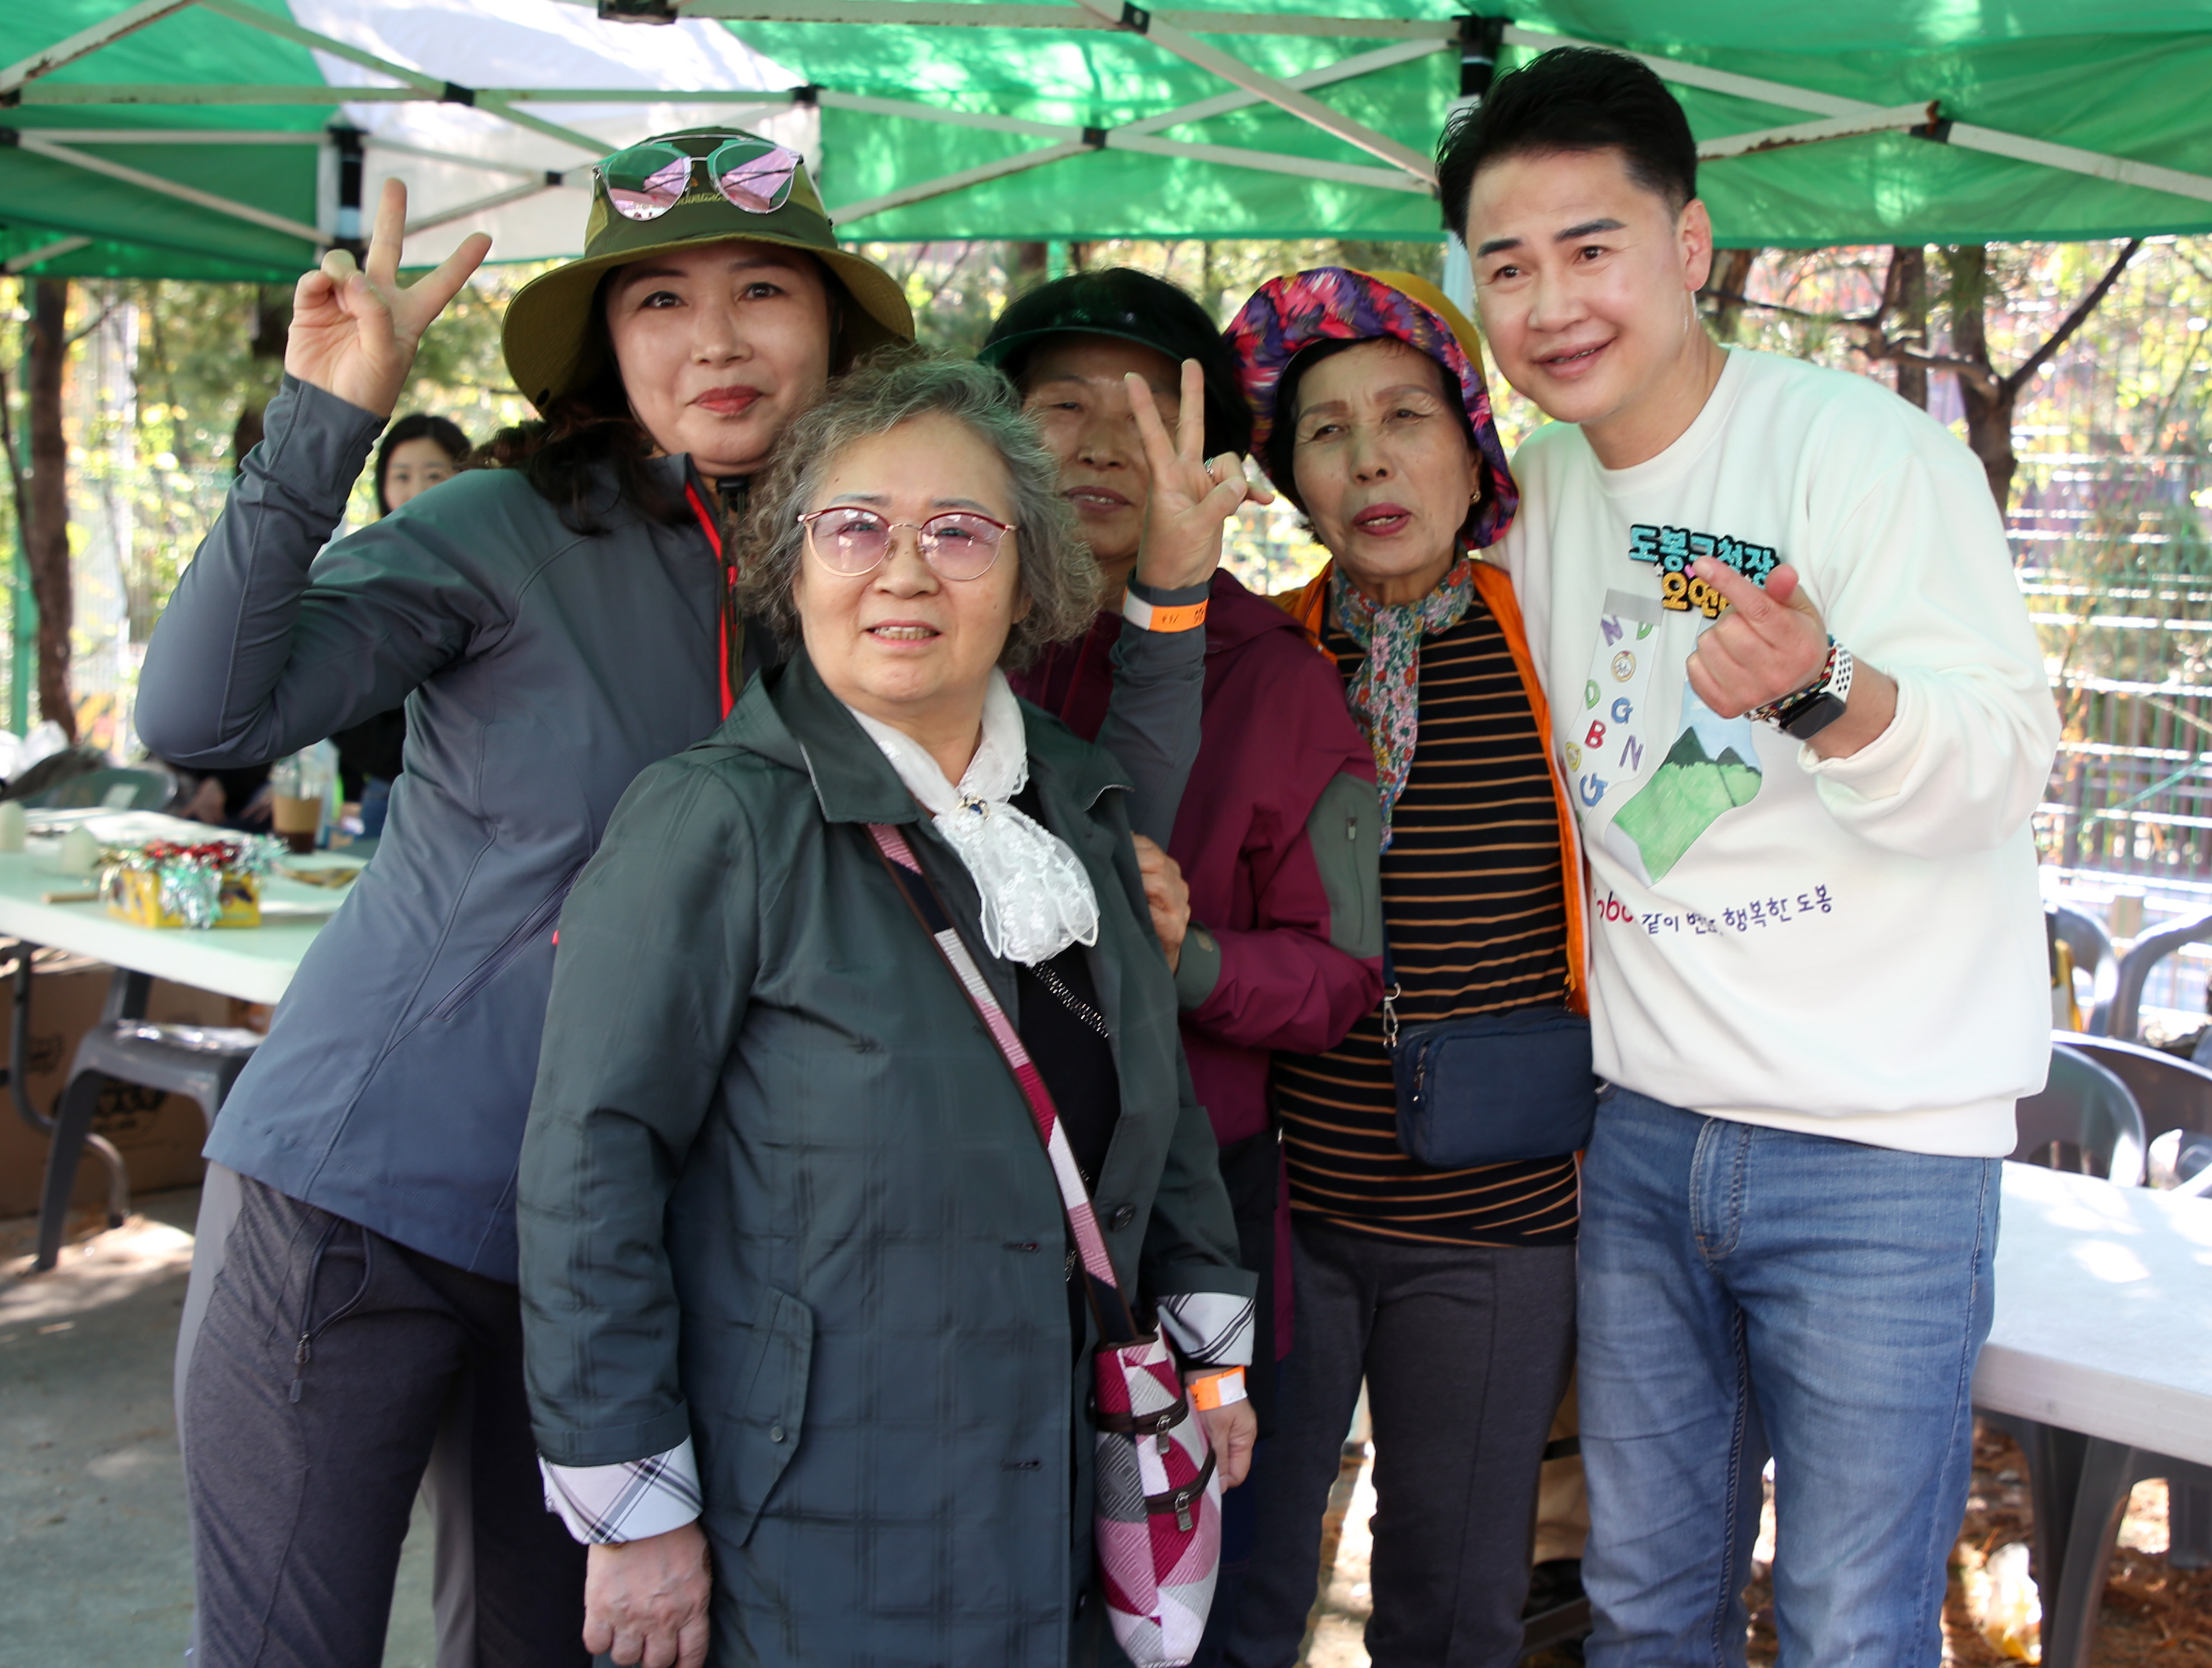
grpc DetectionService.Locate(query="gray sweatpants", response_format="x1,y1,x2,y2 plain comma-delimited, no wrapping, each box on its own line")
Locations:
178,1168,481,1667
177,1172,586,1668
1223,1219,1576,1668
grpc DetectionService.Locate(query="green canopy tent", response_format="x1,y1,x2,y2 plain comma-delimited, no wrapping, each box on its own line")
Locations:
3,0,2211,286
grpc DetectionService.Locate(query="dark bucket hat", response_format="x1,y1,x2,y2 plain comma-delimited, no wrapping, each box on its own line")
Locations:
979,267,1252,460
501,126,913,411
1224,266,1517,548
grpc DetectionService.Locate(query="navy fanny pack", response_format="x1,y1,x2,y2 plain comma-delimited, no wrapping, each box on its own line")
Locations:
1382,940,1599,1168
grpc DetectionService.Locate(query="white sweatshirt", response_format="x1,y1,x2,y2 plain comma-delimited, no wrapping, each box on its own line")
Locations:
1502,348,2059,1157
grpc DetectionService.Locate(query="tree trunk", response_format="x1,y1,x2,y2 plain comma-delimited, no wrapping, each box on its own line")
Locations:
1012,241,1048,294
26,280,75,742
1705,247,1757,342
1943,246,2017,505
230,282,293,474
1887,246,1929,410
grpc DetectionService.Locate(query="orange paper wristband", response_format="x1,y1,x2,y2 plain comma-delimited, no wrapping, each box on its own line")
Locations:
1122,590,1209,633
1188,1366,1247,1410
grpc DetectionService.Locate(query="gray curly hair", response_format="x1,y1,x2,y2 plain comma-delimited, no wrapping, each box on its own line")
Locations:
737,347,1100,670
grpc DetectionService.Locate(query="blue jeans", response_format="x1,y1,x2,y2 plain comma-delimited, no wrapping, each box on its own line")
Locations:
1578,1088,1999,1667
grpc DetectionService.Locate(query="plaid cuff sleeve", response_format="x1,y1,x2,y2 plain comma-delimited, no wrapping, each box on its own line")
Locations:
1158,1290,1255,1368
540,1438,703,1546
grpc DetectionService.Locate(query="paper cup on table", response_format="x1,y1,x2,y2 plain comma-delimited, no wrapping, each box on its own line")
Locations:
272,793,323,856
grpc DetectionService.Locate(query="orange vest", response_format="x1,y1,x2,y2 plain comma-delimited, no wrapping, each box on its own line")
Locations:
1280,559,1589,1013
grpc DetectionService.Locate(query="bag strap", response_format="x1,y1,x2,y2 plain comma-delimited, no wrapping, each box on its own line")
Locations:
865,822,1141,1343
1379,933,1401,1053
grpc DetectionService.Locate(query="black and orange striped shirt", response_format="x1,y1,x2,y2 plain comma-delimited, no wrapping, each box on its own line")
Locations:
1274,591,1580,1247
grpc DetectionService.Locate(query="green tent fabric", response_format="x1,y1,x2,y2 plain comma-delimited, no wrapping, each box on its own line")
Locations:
2,0,2209,284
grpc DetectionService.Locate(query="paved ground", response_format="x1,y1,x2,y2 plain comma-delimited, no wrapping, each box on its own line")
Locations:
0,1187,439,1667
10,1190,2198,1668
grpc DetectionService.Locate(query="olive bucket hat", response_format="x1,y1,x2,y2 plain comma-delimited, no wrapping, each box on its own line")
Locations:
501,127,914,411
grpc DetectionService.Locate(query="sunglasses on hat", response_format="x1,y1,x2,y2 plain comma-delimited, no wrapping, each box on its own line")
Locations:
595,136,803,222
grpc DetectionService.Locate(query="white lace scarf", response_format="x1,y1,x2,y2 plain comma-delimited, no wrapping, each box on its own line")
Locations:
847,672,1101,965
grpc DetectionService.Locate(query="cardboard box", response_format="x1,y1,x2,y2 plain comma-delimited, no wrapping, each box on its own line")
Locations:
0,951,243,1218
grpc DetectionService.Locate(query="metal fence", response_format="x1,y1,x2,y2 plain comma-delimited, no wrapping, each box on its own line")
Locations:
2024,446,2212,890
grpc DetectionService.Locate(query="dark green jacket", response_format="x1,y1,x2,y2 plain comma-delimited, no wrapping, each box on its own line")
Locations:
518,650,1252,1667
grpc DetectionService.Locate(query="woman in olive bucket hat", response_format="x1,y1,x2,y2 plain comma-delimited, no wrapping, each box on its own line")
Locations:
137,132,912,1667
1214,269,1587,1668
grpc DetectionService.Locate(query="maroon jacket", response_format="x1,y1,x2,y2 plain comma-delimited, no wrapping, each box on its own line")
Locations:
1015,571,1384,1348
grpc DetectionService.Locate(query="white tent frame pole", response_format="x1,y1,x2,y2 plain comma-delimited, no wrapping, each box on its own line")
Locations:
1695,105,1934,162
12,83,797,109
831,140,1093,221
4,235,96,274
15,85,433,104
489,90,795,109
15,127,328,144
1946,122,2212,207
16,133,325,243
815,90,1074,140
673,1,1455,38
826,36,1441,219
365,134,572,179
1498,24,1874,120
1503,23,2212,208
185,0,610,156
405,177,571,236
1121,37,1442,134
1066,0,1434,185
1111,132,1423,190
0,0,191,98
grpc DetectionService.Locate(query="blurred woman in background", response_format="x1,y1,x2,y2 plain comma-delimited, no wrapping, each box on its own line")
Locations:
336,413,473,836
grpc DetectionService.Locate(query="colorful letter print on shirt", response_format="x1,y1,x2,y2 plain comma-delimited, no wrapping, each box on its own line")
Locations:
1567,590,1663,810
1568,589,1762,886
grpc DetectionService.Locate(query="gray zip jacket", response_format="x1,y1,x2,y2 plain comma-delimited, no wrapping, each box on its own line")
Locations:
136,377,1203,1280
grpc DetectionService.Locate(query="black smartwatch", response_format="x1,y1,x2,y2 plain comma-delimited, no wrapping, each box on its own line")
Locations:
1754,641,1855,740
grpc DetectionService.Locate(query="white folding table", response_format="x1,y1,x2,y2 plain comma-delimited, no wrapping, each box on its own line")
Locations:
1974,1162,2212,1668
0,814,340,1267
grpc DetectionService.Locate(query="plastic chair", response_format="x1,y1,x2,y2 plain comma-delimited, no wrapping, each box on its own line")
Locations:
2014,1046,2147,1185
2091,907,2212,1040
2049,906,2118,1025
27,965,259,1273
2013,1034,2212,1576
2054,1033,2212,1199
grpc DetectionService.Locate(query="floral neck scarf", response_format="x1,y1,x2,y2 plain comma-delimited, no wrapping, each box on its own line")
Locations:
1332,556,1479,849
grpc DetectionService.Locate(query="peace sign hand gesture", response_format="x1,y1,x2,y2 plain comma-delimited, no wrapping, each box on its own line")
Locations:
286,177,492,421
1125,358,1273,592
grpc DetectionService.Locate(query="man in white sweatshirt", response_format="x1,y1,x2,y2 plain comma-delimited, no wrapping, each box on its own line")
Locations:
1440,46,2061,1666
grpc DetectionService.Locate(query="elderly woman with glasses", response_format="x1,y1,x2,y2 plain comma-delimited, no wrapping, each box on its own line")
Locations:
518,350,1260,1667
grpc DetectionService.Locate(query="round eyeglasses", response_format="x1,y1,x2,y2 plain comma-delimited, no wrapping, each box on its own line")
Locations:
798,506,1012,581
596,137,802,222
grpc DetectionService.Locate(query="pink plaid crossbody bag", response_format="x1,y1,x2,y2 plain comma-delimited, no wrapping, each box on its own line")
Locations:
868,823,1221,1667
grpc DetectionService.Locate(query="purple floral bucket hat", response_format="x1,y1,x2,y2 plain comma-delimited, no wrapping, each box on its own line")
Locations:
1226,266,1518,550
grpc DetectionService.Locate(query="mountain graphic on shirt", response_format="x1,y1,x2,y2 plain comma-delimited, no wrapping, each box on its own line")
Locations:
1609,681,1762,882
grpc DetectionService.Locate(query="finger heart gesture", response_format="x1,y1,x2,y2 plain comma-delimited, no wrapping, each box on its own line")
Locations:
1683,559,1830,720
286,177,492,421
1125,359,1274,593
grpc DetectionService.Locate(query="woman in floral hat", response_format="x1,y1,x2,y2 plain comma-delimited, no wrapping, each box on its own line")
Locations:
1218,269,1583,1668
